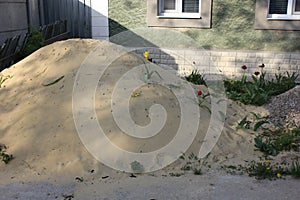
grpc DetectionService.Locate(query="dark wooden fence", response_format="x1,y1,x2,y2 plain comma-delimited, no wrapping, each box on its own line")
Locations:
0,0,92,71
0,35,24,70
0,20,70,71
42,0,91,38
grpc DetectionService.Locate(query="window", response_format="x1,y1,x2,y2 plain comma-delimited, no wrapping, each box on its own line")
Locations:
147,0,211,28
254,0,300,30
268,0,300,20
158,0,201,18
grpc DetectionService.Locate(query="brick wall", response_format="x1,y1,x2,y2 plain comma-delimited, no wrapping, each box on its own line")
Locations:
133,48,300,82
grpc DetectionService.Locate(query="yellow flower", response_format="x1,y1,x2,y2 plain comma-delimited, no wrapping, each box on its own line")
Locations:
291,142,296,146
266,167,270,170
131,91,141,97
266,160,270,163
144,51,149,60
277,173,281,178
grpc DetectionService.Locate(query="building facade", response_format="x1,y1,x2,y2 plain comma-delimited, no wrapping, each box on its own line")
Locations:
107,0,300,78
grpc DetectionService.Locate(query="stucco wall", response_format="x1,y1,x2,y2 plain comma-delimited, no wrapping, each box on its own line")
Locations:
109,0,300,52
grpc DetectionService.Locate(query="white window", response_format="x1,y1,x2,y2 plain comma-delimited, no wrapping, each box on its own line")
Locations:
158,0,201,18
268,0,300,20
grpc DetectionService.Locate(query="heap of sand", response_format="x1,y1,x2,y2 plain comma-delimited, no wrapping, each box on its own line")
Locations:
0,39,269,186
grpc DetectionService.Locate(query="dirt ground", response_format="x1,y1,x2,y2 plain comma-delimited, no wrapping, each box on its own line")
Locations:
0,39,299,199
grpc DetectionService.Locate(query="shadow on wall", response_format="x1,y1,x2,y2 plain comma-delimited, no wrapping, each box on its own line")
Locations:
108,18,180,73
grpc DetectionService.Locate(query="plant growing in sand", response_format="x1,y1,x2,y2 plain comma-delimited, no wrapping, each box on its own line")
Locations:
197,90,211,113
184,70,207,86
224,64,299,106
18,29,45,59
254,127,300,156
0,144,13,164
289,159,300,178
131,91,142,97
179,153,208,175
0,74,12,88
237,112,271,131
142,51,162,83
228,158,300,180
244,159,285,180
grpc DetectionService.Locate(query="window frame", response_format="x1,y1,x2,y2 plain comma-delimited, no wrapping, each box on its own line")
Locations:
254,0,300,30
146,0,212,28
267,0,300,20
158,0,201,19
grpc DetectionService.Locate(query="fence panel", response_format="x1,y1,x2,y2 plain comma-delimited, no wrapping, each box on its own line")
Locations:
42,0,91,38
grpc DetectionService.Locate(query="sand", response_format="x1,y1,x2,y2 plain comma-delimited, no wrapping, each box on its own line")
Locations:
0,39,298,199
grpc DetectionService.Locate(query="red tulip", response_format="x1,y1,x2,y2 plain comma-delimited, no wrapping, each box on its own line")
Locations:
254,71,260,76
241,65,247,70
197,90,202,96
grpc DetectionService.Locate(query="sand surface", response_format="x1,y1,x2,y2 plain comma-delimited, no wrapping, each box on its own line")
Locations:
0,39,299,199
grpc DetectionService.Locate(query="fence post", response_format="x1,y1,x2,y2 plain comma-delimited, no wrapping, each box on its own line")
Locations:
26,0,31,32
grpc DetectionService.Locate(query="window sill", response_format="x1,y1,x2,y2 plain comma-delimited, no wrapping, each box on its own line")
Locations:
158,13,201,19
267,14,300,20
147,0,211,28
157,15,202,19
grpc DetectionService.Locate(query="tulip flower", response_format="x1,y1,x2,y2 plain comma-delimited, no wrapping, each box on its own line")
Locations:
144,51,149,60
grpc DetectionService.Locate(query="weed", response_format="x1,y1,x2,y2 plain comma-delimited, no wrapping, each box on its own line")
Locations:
244,160,285,180
237,116,252,129
228,158,300,180
19,29,45,58
179,153,207,175
254,127,300,156
0,144,13,164
254,136,279,156
185,70,207,86
289,159,300,178
237,112,271,131
0,75,12,88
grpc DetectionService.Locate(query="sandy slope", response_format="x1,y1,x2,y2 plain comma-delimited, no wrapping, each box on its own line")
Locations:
0,39,297,199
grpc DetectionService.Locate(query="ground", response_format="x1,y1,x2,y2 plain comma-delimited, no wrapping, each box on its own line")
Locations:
0,39,299,199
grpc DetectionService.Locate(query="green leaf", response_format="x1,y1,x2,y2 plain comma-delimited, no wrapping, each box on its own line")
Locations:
237,116,251,129
250,112,260,120
254,120,270,131
42,75,64,86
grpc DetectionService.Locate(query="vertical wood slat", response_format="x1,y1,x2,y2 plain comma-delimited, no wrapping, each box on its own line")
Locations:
42,0,91,38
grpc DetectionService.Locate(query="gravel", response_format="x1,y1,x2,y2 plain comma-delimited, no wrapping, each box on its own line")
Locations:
264,85,300,128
